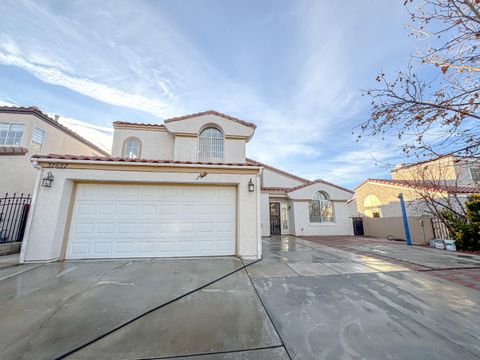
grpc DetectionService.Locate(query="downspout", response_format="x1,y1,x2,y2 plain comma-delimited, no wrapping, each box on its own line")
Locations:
19,162,43,263
256,168,263,259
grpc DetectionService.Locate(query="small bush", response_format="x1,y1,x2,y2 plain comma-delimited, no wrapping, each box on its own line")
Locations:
441,195,480,251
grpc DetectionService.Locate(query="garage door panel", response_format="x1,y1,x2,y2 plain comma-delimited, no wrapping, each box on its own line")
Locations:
66,184,236,259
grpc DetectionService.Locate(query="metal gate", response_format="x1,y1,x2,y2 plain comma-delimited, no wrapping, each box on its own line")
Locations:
270,202,281,235
0,193,31,243
431,217,451,239
352,217,364,236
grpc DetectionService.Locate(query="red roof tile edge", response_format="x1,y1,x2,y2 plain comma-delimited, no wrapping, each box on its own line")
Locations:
354,178,480,194
32,154,260,167
286,179,354,194
0,146,28,155
246,158,310,183
164,110,257,129
261,187,289,192
0,106,109,156
113,121,166,129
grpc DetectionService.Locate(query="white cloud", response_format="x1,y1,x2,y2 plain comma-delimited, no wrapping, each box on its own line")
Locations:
0,0,412,187
53,115,113,153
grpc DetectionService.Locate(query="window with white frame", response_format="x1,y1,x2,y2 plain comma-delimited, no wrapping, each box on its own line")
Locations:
31,127,45,150
0,122,25,146
123,138,140,158
308,191,334,223
470,167,480,183
198,127,224,162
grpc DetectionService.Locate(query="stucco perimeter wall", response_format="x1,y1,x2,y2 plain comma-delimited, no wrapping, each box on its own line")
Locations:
0,113,104,196
21,166,261,262
111,128,174,160
363,216,435,245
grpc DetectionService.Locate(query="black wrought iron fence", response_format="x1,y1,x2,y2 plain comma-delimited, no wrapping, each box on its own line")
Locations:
431,217,451,240
0,193,31,243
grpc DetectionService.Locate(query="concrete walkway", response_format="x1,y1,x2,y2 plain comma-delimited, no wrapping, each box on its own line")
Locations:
249,236,480,359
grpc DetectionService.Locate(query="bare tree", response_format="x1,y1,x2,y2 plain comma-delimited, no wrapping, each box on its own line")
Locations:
392,156,473,232
360,0,480,159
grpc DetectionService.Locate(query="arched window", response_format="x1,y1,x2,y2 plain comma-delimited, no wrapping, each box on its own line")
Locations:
123,138,140,159
363,194,382,218
309,191,334,223
198,127,224,162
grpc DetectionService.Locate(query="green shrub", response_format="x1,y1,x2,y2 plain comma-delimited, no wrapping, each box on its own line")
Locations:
441,195,480,251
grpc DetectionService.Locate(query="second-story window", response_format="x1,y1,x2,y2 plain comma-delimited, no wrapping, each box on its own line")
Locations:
124,138,140,159
198,127,224,162
470,167,480,183
0,122,25,146
31,127,45,150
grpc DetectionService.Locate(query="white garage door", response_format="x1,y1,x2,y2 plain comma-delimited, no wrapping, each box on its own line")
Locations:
66,183,236,259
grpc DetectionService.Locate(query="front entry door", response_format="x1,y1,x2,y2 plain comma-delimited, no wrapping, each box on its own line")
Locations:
270,202,281,235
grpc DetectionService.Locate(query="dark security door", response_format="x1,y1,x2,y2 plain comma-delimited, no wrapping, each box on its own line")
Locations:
270,202,281,235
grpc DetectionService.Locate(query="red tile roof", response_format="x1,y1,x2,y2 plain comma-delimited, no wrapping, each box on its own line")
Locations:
0,106,109,156
164,110,257,129
246,158,310,183
32,154,260,167
0,146,28,156
355,178,480,194
286,179,354,194
113,121,166,129
261,187,289,192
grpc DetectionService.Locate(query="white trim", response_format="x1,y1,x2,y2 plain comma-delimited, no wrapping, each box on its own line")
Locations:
0,121,26,146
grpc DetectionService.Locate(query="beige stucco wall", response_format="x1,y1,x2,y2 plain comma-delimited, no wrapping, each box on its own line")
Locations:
112,114,250,163
260,192,271,236
0,113,104,196
363,216,434,245
288,182,354,236
111,128,174,160
164,114,255,138
261,168,305,188
355,182,428,218
173,136,197,162
391,156,457,182
173,135,246,163
21,164,261,262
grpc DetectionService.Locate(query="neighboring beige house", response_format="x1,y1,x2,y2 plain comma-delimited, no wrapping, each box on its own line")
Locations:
21,110,354,263
0,106,108,196
354,155,480,243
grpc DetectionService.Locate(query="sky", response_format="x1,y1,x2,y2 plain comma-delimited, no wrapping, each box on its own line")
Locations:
0,0,416,188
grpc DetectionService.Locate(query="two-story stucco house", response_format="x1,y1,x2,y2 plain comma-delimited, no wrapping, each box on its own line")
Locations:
20,110,354,263
0,106,108,196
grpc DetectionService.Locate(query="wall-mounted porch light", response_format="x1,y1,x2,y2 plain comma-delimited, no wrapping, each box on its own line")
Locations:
248,178,255,192
42,171,54,187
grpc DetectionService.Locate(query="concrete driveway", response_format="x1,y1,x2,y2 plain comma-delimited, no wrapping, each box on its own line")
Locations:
249,236,480,359
1,236,479,359
0,257,286,359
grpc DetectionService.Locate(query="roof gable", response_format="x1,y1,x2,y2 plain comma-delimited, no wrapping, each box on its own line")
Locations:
164,110,256,129
0,106,109,156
